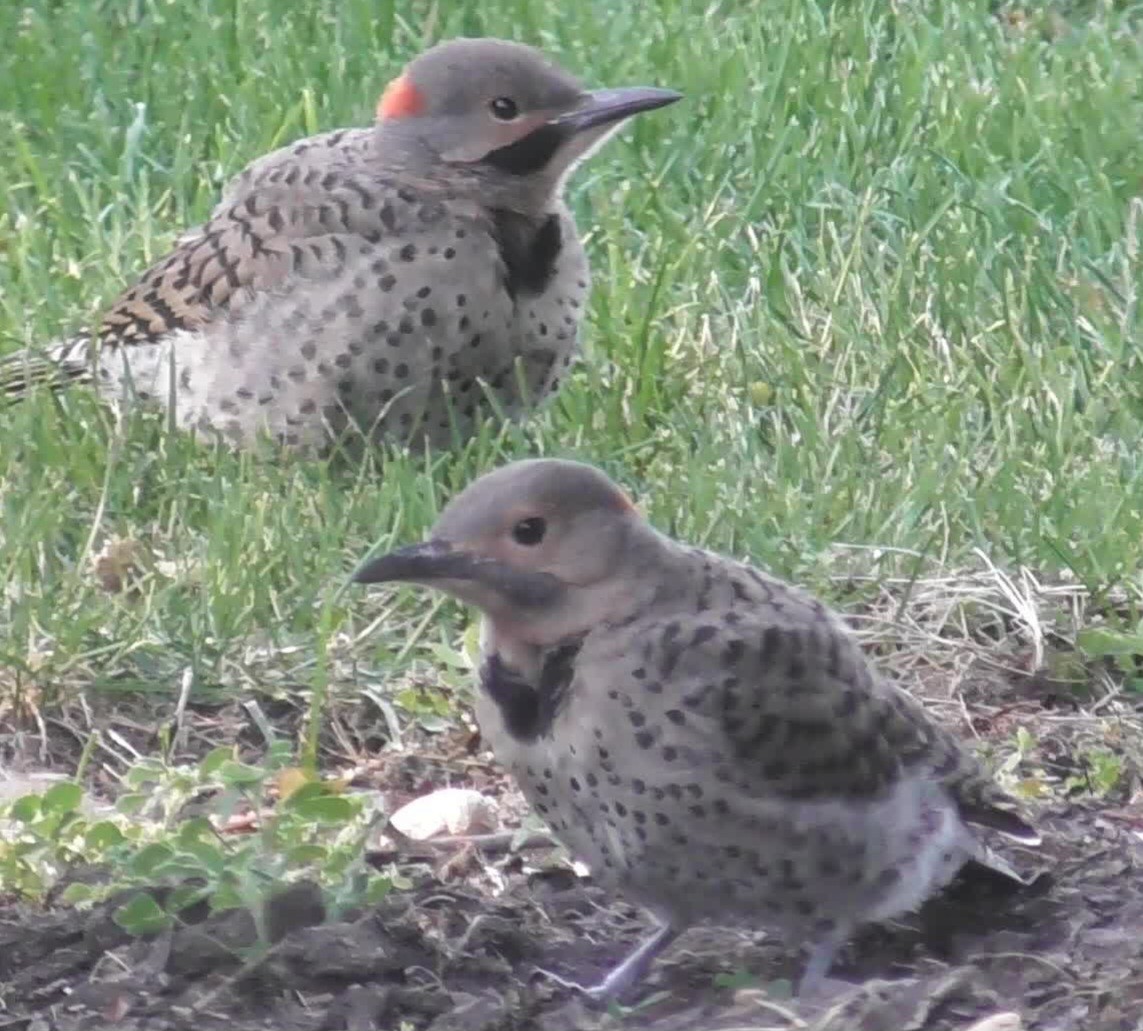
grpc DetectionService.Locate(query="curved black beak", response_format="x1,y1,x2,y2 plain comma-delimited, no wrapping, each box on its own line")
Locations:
352,539,562,609
555,86,683,134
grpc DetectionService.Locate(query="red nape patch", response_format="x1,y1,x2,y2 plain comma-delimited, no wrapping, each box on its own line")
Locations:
615,490,638,513
377,73,425,120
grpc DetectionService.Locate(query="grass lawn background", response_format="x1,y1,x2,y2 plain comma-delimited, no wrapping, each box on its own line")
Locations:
1,0,1141,717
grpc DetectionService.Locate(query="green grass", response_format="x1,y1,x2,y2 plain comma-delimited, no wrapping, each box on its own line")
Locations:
1,0,1141,713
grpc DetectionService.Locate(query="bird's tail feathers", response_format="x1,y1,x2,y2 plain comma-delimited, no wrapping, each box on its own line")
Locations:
0,336,93,402
965,845,1031,886
959,800,1041,846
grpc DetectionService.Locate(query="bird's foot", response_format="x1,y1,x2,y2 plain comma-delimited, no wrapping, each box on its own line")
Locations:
532,966,611,1000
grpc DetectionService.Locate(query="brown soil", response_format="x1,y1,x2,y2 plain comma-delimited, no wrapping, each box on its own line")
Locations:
1,775,1141,1029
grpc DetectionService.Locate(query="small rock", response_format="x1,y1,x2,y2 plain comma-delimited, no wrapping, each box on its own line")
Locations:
965,1015,1022,1031
389,788,498,840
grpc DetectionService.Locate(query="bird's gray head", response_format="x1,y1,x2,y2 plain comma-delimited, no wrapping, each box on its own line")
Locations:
374,38,680,209
353,459,651,645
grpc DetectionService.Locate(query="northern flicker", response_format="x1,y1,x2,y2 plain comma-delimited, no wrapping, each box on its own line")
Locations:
0,41,679,451
353,459,1041,1000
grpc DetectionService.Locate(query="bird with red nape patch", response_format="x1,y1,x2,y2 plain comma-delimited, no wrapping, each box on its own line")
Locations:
1,39,680,453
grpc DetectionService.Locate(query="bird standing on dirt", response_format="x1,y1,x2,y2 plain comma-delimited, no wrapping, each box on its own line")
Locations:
0,40,679,451
353,458,1041,1000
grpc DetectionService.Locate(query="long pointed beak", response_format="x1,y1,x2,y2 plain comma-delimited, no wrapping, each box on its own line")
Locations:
353,539,476,585
352,539,562,609
554,86,682,134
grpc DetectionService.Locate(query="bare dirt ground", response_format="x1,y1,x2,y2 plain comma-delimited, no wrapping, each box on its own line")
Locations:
2,575,1142,1031
1,788,1140,1031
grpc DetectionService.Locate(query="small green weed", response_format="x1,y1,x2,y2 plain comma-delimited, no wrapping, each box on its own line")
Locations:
0,742,397,940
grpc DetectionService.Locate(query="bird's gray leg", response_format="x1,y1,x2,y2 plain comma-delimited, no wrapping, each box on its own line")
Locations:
537,921,679,1002
797,925,849,997
589,923,680,1000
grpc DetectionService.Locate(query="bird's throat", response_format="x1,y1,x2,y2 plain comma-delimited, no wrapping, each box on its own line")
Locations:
490,209,563,298
477,635,583,744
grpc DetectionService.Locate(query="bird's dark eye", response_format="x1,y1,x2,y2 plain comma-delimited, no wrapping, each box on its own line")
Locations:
489,96,519,121
511,516,546,546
